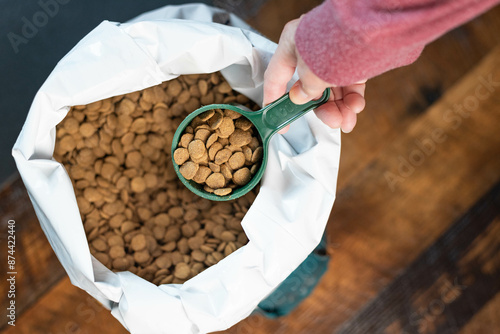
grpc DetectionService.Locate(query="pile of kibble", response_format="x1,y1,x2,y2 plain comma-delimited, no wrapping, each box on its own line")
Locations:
173,108,263,196
54,73,258,285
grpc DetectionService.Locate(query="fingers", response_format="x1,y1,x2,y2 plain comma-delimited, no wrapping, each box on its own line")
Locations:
314,93,358,133
263,20,300,106
289,54,331,105
339,100,357,133
314,102,343,129
278,125,290,134
342,83,366,113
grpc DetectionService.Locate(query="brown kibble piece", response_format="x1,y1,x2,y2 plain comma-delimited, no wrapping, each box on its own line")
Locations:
206,133,218,148
134,249,150,264
191,151,209,165
233,167,252,186
195,129,211,143
167,79,182,96
168,207,184,219
229,129,252,147
214,188,232,196
131,177,147,193
208,142,223,161
107,234,124,247
102,202,124,216
192,166,212,184
131,118,148,134
155,213,171,226
207,110,223,130
174,263,191,279
218,137,229,147
188,140,206,160
218,117,235,138
173,148,190,165
179,161,199,180
191,249,206,262
181,224,194,238
234,117,252,131
242,146,252,162
92,238,108,252
248,137,260,150
251,147,263,163
63,117,80,134
224,109,242,120
179,133,194,148
155,254,172,269
126,151,142,168
109,246,125,259
59,135,76,153
144,173,157,188
205,173,225,189
208,162,220,173
218,82,232,94
100,163,116,180
198,110,215,121
214,148,232,165
198,80,208,95
131,234,147,251
83,188,103,202
228,152,245,170
220,164,232,180
112,258,130,271
80,123,96,137
251,164,259,174
221,231,236,242
187,236,204,250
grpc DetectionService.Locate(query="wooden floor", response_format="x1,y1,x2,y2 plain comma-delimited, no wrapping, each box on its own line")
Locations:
1,1,500,333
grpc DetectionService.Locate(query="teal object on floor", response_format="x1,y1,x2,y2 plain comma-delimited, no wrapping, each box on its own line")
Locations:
256,233,330,318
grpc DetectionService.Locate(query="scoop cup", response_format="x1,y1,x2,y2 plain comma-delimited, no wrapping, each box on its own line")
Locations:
171,88,331,201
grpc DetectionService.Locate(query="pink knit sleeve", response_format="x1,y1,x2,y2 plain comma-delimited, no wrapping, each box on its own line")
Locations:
295,0,499,86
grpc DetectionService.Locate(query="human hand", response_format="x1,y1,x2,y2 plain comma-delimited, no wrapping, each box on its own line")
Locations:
263,18,366,133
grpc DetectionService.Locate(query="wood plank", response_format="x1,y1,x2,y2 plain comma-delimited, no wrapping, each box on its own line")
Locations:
0,175,66,330
335,187,500,333
246,0,323,42
219,43,500,333
1,277,127,334
459,292,500,334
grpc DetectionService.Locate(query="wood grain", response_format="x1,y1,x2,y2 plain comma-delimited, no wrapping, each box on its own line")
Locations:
0,175,66,330
1,277,127,334
459,292,500,334
336,188,500,334
246,0,323,42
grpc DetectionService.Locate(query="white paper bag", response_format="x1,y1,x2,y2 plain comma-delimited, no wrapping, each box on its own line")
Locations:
12,4,340,334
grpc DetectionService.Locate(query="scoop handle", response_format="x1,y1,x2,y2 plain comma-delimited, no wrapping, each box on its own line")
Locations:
253,88,331,139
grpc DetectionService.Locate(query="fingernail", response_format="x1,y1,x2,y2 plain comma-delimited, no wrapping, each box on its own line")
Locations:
341,127,352,134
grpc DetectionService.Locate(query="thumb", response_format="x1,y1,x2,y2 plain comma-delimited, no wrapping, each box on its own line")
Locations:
289,54,331,105
263,19,301,106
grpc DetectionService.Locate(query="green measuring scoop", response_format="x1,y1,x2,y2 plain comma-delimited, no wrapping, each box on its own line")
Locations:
171,88,331,201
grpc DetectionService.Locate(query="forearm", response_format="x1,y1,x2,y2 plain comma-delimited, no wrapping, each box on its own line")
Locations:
295,0,500,86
